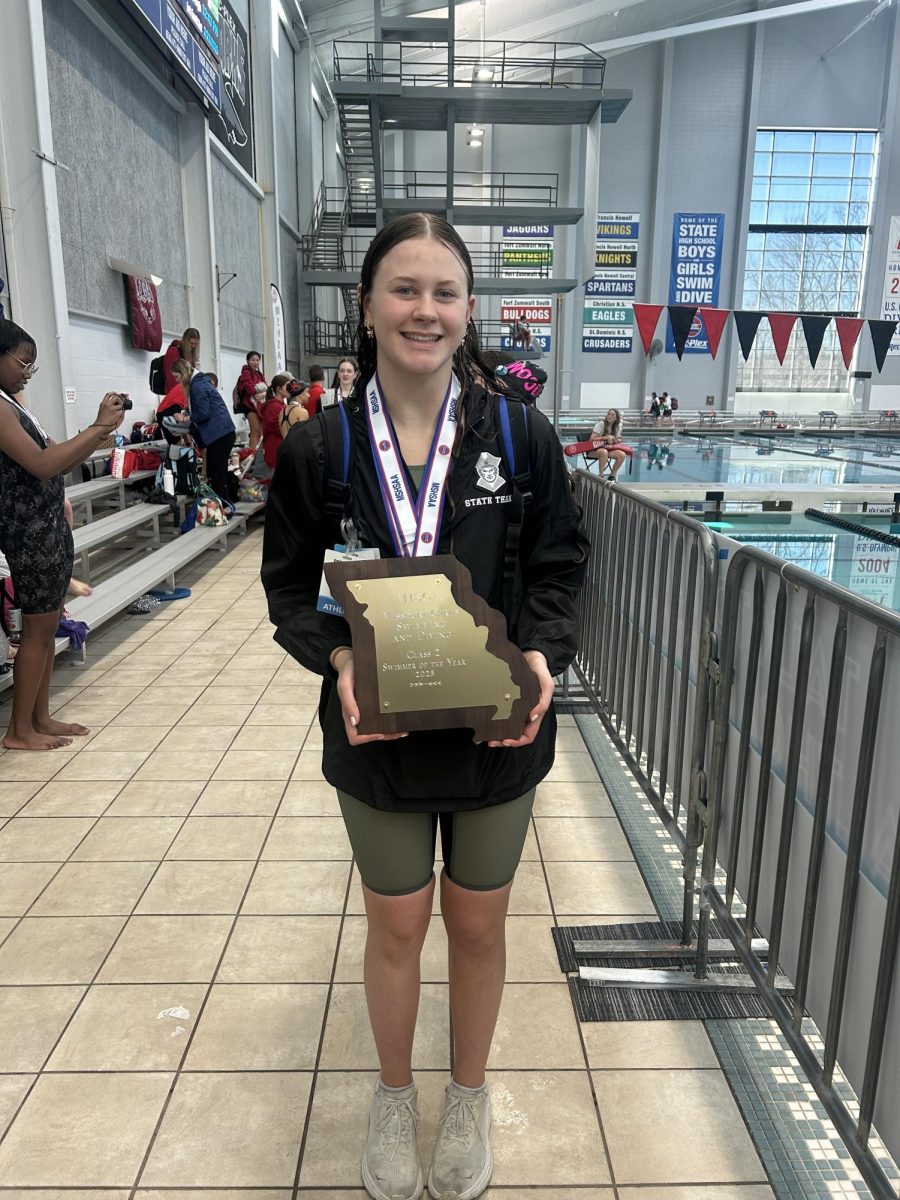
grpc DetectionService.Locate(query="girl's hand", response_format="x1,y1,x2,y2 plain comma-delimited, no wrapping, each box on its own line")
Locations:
333,649,408,746
96,393,126,430
486,649,554,748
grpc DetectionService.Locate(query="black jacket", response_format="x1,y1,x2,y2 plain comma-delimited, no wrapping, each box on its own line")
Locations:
261,385,589,812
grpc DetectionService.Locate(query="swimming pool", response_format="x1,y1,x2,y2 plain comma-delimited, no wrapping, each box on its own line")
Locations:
702,511,900,614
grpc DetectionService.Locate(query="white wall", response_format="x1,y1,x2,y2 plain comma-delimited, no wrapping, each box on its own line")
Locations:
66,314,166,430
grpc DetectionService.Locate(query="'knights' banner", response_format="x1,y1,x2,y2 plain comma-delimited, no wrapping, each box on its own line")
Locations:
124,275,162,352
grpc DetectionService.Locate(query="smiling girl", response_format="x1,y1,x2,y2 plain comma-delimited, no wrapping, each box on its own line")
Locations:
263,214,588,1200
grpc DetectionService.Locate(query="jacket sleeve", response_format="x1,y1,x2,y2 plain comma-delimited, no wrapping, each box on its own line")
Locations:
238,368,255,405
189,375,216,425
262,398,283,439
515,413,590,677
261,420,353,677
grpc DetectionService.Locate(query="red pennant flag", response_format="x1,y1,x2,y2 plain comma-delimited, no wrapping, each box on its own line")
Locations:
767,312,798,365
834,317,864,369
698,307,730,359
632,304,664,355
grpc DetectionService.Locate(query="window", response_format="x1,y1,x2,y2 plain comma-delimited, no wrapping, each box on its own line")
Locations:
738,129,879,391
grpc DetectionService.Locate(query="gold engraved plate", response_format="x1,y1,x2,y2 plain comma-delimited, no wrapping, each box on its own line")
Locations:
353,574,518,718
324,554,541,741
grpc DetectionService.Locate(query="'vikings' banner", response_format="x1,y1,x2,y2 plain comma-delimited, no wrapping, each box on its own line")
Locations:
666,213,725,354
583,213,639,352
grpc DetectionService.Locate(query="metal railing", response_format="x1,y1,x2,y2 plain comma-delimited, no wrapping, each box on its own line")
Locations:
695,546,900,1199
572,473,719,936
333,39,605,89
381,170,559,208
303,317,355,357
308,182,350,237
299,234,554,280
569,476,900,1193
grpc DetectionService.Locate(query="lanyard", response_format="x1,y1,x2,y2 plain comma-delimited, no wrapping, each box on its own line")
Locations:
0,389,50,444
364,371,459,557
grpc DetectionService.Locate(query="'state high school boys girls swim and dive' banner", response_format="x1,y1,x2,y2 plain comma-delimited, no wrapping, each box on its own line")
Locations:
666,212,725,354
583,213,640,352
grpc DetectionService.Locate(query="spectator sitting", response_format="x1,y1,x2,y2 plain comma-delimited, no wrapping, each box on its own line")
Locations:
304,364,325,417
587,407,627,481
236,351,266,448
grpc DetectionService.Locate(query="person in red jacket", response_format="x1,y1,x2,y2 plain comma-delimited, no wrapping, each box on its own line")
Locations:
304,364,325,417
236,350,266,449
162,327,200,393
260,373,292,475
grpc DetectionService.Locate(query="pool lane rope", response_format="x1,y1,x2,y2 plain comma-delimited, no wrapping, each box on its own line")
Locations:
804,508,900,548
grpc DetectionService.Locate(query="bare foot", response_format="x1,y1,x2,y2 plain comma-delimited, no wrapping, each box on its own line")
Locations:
68,579,92,598
3,730,73,751
34,718,91,737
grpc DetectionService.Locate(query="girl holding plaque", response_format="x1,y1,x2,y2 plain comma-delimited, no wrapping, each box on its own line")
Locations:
263,214,588,1200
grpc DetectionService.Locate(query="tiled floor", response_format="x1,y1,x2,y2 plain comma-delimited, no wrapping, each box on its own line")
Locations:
0,528,775,1197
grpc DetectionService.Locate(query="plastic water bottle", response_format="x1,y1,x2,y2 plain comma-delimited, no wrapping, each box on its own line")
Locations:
163,467,175,496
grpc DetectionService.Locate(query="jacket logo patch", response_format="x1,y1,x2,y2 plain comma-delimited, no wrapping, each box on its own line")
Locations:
475,452,505,493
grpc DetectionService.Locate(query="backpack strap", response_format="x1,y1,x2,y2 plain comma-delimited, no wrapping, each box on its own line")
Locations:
496,396,532,615
321,400,353,520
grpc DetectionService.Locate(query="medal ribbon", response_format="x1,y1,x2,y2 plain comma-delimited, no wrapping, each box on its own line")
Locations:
364,371,459,557
0,389,51,444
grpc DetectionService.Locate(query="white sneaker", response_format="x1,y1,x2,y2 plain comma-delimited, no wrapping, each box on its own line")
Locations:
362,1080,424,1200
427,1081,492,1200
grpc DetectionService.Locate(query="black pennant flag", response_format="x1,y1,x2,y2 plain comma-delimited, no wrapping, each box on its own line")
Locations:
868,319,898,372
733,311,765,361
800,315,831,369
667,305,698,360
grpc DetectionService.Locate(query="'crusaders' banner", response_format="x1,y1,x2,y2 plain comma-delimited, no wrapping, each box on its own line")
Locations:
124,276,162,352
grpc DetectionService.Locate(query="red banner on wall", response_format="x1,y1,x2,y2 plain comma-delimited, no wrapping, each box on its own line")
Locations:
124,276,163,352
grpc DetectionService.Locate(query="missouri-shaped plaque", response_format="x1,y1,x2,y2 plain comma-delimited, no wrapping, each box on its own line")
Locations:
323,554,541,741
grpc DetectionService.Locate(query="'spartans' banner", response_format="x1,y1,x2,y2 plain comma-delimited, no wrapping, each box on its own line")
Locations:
583,212,639,352
666,213,725,354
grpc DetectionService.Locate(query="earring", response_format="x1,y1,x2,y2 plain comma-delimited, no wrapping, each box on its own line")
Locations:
363,323,374,340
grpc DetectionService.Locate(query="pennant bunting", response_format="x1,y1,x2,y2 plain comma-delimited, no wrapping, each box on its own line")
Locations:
698,307,731,359
667,305,699,360
799,315,831,368
767,312,798,365
834,317,864,369
867,319,899,372
733,311,765,361
633,304,664,355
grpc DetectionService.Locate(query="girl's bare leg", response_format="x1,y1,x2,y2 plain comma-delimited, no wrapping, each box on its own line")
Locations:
3,611,72,750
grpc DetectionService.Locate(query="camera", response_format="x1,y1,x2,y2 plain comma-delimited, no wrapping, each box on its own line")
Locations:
117,393,133,411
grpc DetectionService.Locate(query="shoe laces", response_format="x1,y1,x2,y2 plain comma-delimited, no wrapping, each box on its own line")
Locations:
375,1093,418,1162
438,1093,480,1150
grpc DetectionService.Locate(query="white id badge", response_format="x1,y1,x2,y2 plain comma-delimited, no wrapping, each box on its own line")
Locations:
317,546,380,616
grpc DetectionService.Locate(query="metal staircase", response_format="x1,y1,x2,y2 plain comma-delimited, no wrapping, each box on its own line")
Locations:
302,184,359,353
336,99,377,225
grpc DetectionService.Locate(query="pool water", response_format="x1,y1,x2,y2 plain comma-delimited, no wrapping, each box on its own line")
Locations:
699,511,900,613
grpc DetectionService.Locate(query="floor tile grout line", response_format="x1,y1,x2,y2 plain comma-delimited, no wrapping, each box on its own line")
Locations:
127,727,305,1197
531,726,623,1200
289,856,358,1200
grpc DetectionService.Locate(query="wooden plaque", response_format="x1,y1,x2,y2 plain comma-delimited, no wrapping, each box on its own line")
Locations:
323,554,541,741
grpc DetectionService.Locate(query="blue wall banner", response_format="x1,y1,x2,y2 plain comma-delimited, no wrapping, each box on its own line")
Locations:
124,0,222,110
666,212,725,354
583,212,639,352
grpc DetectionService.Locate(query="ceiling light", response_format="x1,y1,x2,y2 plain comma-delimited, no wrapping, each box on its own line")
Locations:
467,138,483,148
384,118,397,125
474,64,494,81
469,125,484,136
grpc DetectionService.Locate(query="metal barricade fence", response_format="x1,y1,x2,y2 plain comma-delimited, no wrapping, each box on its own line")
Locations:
569,478,899,1193
572,472,719,940
695,545,900,1199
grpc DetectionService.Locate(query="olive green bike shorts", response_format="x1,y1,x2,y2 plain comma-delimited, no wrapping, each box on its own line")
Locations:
337,788,536,895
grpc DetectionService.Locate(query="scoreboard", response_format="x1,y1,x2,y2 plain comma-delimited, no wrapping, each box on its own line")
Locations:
122,0,222,110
